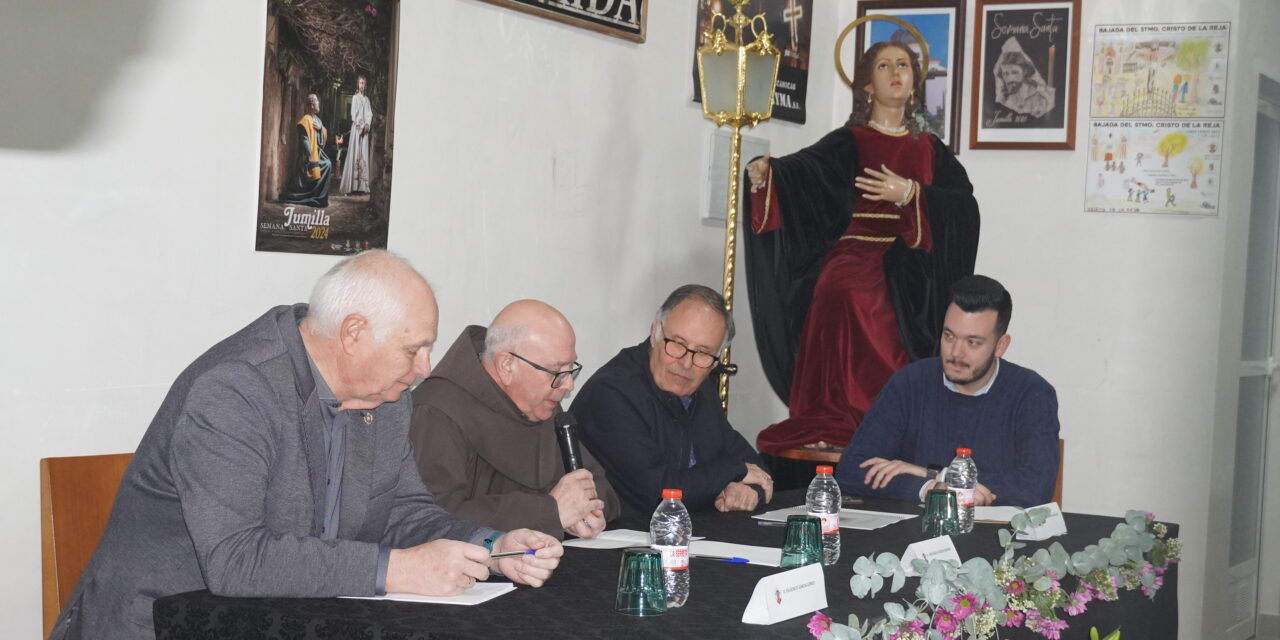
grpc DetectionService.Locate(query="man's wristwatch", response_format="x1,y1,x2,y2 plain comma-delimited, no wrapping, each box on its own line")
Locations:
926,464,947,491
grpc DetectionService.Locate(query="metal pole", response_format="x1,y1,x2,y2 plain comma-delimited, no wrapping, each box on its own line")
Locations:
718,36,749,412
718,125,743,412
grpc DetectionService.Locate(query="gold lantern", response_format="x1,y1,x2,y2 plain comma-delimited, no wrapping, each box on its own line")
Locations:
696,0,781,410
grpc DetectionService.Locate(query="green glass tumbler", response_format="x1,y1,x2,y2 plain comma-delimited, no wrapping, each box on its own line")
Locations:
922,489,959,537
779,515,823,569
614,547,668,616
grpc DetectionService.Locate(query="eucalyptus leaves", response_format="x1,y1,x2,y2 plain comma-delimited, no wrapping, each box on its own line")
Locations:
809,507,1181,640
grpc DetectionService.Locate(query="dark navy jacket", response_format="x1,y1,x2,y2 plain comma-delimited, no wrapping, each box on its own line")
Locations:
571,340,762,518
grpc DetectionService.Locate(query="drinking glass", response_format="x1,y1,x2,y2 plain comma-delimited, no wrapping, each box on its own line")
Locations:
614,547,667,616
922,489,959,537
779,515,822,569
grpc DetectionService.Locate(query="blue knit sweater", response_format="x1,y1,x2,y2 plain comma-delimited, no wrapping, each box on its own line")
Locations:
835,357,1060,507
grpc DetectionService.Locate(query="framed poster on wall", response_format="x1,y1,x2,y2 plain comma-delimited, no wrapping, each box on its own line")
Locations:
969,0,1080,149
476,0,647,42
854,0,966,154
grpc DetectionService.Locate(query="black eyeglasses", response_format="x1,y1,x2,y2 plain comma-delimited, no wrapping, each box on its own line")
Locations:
509,352,583,389
662,338,719,369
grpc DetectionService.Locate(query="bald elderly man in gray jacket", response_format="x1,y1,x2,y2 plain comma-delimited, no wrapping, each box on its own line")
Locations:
50,251,562,639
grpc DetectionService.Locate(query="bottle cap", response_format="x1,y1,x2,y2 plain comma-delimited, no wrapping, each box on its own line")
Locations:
816,465,834,474
661,488,683,499
956,447,972,456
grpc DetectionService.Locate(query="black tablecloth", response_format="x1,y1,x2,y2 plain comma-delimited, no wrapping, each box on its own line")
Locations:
154,491,1177,639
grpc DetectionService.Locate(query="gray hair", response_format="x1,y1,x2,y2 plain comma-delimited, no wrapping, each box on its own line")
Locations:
652,284,735,352
481,324,528,363
306,249,412,343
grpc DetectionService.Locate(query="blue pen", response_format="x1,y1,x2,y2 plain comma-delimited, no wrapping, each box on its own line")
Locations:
490,549,537,558
691,554,750,563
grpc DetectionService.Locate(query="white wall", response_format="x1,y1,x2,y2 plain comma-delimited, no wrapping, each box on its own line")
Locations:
1,1,1276,638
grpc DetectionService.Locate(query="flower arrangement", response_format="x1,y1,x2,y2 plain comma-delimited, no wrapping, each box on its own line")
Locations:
808,508,1181,640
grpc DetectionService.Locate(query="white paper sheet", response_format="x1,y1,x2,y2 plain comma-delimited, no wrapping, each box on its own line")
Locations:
974,506,1024,523
341,582,515,605
689,540,782,567
562,528,651,549
561,528,706,549
753,505,916,530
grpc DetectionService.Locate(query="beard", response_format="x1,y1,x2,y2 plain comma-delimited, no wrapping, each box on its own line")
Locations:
945,353,997,387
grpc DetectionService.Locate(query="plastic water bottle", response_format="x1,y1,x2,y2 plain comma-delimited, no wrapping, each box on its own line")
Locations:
805,465,841,565
946,447,978,534
650,488,691,607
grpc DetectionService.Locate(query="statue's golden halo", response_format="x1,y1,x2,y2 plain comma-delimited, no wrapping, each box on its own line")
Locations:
834,14,930,89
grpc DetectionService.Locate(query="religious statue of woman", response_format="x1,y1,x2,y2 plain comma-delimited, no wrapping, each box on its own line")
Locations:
742,41,980,474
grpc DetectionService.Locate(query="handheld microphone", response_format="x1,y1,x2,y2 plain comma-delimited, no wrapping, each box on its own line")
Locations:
554,412,583,473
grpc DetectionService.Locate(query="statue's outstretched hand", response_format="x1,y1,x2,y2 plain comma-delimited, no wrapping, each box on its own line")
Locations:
746,154,772,191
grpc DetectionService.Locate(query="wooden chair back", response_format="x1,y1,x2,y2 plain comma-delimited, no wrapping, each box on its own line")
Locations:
776,446,842,464
40,453,132,638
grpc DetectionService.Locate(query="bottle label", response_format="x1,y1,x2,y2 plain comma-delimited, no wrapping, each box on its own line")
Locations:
807,510,840,535
952,487,975,509
652,544,689,570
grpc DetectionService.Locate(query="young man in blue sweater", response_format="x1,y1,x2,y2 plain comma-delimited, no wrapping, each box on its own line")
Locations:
835,275,1060,507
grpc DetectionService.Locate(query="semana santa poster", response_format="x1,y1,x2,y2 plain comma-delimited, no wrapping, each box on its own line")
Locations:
255,0,400,255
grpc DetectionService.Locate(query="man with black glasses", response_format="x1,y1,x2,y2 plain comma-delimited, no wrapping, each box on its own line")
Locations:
572,285,773,517
410,300,620,540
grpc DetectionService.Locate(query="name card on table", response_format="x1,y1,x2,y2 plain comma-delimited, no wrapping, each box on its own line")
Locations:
741,563,826,625
899,535,962,577
1015,502,1068,541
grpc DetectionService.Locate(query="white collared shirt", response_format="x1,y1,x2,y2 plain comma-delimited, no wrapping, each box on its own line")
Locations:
941,358,1001,397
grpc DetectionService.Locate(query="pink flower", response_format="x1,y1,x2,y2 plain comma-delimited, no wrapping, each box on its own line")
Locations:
1006,579,1026,595
1032,616,1069,640
1142,575,1165,598
1044,569,1062,590
889,620,926,640
949,593,979,621
807,611,832,639
1146,511,1156,522
1064,590,1090,616
1001,609,1025,627
364,4,378,16
934,609,959,634
1088,575,1120,602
